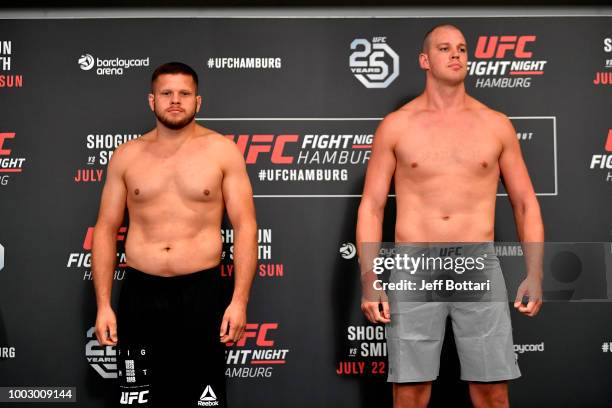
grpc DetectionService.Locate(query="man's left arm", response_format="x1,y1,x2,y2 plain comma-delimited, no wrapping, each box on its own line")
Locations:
497,114,544,317
220,139,258,342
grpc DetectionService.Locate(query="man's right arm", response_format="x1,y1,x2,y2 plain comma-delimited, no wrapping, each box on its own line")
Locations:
92,144,129,345
356,114,398,324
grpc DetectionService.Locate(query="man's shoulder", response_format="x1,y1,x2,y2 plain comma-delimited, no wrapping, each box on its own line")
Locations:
467,97,511,127
389,95,431,126
111,131,150,161
193,126,245,168
194,126,236,150
371,100,428,149
380,100,424,130
467,99,516,147
394,97,428,118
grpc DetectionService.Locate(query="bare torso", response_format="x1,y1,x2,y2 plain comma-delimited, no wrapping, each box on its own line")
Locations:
393,96,503,242
122,127,226,275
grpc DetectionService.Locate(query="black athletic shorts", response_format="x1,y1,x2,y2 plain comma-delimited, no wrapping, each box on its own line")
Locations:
116,266,227,407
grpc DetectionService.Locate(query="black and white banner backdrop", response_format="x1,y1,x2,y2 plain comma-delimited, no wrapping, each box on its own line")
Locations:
0,16,611,407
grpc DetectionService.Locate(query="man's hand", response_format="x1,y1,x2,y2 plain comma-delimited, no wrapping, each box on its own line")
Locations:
361,295,391,324
220,301,247,343
95,306,118,346
514,277,543,317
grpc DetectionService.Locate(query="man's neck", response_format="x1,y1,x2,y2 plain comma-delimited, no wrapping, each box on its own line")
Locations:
423,79,467,112
154,121,196,144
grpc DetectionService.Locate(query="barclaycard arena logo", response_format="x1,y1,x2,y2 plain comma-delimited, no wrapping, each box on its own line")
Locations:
78,54,94,70
74,132,141,183
589,129,612,182
337,325,386,376
67,226,127,280
0,132,26,186
225,323,288,378
78,53,150,76
468,35,547,88
221,228,283,278
85,327,118,379
514,342,544,354
350,37,400,88
514,342,545,361
0,41,23,88
593,37,612,86
339,242,357,259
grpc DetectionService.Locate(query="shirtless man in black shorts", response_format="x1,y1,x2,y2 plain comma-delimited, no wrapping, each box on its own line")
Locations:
92,62,257,407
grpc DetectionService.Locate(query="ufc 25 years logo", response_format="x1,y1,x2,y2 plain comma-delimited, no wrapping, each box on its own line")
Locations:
350,37,400,88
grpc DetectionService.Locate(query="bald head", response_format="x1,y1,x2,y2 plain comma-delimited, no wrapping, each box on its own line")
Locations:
422,24,464,53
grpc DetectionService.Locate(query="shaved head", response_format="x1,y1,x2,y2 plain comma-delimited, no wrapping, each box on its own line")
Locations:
422,24,464,53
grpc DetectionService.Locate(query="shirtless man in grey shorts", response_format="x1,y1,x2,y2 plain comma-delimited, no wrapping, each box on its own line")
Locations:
357,25,544,408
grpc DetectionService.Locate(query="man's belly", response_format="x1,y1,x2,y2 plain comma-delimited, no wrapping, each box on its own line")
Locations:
395,211,495,243
125,229,222,276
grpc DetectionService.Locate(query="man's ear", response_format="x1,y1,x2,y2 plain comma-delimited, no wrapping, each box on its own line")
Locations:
148,93,155,112
419,53,430,70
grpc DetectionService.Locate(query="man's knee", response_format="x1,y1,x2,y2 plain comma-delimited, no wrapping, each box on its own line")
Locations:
393,382,432,408
469,382,509,408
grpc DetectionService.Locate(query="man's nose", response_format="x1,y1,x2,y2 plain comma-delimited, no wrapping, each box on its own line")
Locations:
171,92,180,103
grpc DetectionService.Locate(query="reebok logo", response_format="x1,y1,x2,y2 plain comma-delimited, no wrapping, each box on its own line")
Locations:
198,385,219,406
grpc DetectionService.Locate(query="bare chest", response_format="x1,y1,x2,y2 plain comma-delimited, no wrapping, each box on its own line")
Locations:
395,126,502,178
124,151,222,204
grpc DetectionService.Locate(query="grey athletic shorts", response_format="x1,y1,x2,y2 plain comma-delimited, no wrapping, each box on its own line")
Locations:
385,243,521,383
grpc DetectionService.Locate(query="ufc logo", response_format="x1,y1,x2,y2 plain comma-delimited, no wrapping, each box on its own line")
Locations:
440,247,462,256
120,390,149,404
83,226,127,250
0,132,15,155
606,130,612,152
227,323,277,347
225,134,298,164
474,35,536,59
